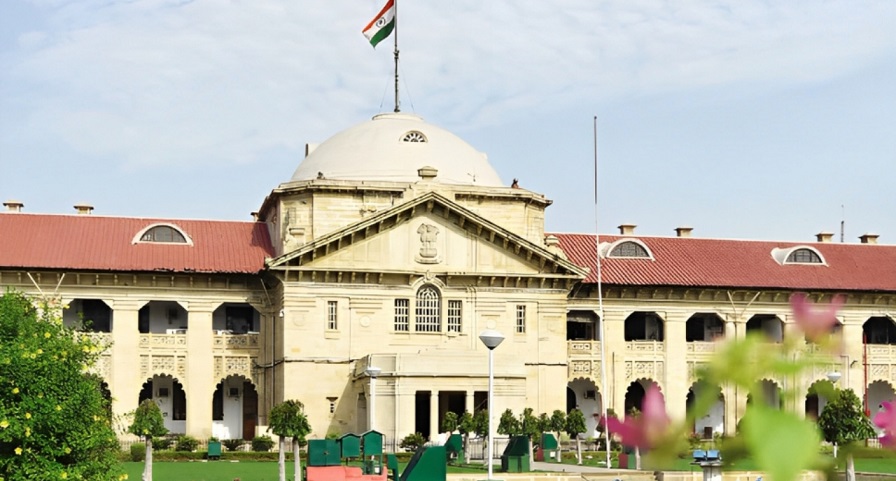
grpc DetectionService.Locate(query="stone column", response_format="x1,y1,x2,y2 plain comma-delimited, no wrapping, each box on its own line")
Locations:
429,390,439,440
841,318,864,399
185,302,217,437
466,391,476,414
110,300,145,431
603,309,628,414
663,312,689,423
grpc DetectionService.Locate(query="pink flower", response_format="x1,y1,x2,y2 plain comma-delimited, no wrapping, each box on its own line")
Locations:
600,385,670,449
790,292,844,341
874,401,896,448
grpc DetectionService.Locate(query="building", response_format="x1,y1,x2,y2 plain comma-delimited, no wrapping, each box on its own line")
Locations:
1,112,895,445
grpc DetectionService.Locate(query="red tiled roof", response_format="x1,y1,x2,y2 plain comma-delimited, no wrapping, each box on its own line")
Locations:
553,233,896,292
0,213,273,274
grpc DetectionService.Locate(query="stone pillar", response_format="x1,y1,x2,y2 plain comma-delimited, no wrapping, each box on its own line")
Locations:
603,309,628,414
663,312,689,423
110,300,145,431
429,390,439,440
841,318,864,399
185,302,217,437
466,391,475,413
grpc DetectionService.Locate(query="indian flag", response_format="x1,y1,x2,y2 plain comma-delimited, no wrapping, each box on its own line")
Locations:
362,0,395,48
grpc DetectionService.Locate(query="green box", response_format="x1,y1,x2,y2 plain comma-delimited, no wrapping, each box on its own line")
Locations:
339,433,361,458
501,436,530,472
307,439,341,466
362,430,383,456
207,441,222,460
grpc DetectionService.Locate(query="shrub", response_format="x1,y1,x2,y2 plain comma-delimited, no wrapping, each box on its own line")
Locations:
152,436,174,450
175,435,200,452
399,432,426,452
224,438,246,451
252,435,275,452
130,442,146,462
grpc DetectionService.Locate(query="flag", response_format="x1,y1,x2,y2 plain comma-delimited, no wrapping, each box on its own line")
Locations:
362,0,395,48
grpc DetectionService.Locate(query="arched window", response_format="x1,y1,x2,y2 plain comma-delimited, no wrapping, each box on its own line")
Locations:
401,131,427,143
786,248,822,264
609,241,650,258
135,224,191,244
415,286,441,333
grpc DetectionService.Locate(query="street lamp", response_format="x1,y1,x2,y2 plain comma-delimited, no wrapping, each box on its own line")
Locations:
479,329,504,480
366,366,381,432
827,371,842,384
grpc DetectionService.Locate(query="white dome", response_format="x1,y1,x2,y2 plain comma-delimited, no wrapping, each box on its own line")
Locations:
291,113,504,186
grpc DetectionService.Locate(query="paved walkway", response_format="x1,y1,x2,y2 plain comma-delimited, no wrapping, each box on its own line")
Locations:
530,460,621,473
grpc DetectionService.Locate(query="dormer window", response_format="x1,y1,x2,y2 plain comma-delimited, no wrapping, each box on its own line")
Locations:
771,246,825,265
602,239,654,260
401,131,427,143
133,224,193,245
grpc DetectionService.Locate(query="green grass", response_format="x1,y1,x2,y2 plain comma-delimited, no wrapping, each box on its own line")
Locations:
122,460,487,481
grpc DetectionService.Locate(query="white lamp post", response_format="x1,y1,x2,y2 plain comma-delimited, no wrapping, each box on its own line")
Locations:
366,366,381,432
479,329,504,480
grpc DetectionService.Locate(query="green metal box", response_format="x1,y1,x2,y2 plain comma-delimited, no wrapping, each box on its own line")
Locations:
362,430,384,456
501,435,530,472
307,439,341,466
339,433,361,458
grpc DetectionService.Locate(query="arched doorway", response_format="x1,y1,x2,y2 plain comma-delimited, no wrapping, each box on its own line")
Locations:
624,379,661,416
212,375,258,440
686,381,724,438
568,378,602,436
139,375,187,434
805,379,836,419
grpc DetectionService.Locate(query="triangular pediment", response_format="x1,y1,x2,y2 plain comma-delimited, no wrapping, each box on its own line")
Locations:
266,192,586,281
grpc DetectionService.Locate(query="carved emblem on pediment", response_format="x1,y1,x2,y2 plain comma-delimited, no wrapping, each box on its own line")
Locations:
415,223,441,264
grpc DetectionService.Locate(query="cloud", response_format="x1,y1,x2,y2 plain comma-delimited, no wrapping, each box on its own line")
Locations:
2,0,895,171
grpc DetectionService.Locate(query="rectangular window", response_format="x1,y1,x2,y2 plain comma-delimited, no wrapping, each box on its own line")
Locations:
515,305,526,334
327,301,338,330
394,299,409,332
447,300,462,333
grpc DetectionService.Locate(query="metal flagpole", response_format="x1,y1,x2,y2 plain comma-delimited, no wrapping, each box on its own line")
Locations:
393,0,400,112
594,115,611,468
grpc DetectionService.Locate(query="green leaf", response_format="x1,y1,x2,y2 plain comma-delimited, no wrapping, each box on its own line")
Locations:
742,404,820,481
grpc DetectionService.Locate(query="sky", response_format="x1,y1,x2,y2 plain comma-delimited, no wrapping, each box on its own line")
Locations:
1,0,894,243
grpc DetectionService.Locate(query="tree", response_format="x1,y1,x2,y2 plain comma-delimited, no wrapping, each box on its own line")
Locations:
565,409,587,465
269,400,312,481
817,388,876,481
399,432,426,452
441,411,458,434
0,291,123,481
520,408,539,461
128,399,168,481
472,409,489,465
550,410,567,460
458,411,476,459
497,408,520,436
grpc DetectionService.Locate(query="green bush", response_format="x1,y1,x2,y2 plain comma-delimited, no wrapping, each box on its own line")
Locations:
152,436,174,450
223,438,246,451
130,442,146,462
399,432,426,452
175,435,200,452
252,435,275,452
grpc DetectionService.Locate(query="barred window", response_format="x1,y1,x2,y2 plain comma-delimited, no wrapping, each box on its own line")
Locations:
415,286,441,333
394,299,409,332
327,301,338,330
609,241,649,258
516,305,527,334
447,300,462,333
786,248,822,264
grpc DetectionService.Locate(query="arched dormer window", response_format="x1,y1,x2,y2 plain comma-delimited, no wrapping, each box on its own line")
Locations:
133,224,193,245
771,246,825,266
600,239,654,260
415,285,441,332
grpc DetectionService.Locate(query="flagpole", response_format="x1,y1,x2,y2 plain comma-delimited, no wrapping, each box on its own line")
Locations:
393,0,400,112
594,115,611,469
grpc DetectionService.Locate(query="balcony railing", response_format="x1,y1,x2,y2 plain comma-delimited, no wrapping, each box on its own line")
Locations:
568,340,602,357
139,333,188,353
213,333,260,353
625,340,664,354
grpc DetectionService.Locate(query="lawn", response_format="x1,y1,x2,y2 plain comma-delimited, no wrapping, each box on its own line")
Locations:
122,460,487,481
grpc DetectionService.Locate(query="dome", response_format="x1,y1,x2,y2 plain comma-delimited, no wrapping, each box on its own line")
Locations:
291,113,504,186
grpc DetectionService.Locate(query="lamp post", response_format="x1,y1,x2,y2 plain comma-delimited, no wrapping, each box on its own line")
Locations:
479,329,504,480
827,370,842,458
366,366,381,432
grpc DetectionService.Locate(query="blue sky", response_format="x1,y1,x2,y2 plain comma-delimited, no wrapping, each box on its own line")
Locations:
1,0,894,243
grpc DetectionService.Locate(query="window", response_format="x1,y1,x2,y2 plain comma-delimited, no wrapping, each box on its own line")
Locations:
401,131,427,142
786,248,822,264
609,241,650,258
394,299,409,332
327,301,338,330
328,397,337,414
415,286,441,333
448,300,462,333
139,225,188,244
516,305,527,334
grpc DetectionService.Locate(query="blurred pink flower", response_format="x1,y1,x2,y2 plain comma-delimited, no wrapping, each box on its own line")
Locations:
601,385,670,449
874,401,896,448
790,292,844,341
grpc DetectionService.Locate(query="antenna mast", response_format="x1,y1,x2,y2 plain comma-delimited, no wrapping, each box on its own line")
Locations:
840,204,845,243
594,115,611,470
393,0,400,112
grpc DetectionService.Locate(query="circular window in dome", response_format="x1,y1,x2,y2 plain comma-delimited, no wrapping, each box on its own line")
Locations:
401,131,427,143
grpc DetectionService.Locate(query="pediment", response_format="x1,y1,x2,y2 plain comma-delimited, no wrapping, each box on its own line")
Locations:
267,192,585,281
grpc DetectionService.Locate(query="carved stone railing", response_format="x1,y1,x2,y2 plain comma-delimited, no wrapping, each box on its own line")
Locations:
213,333,260,354
139,334,188,354
625,340,665,355
865,344,896,361
568,340,602,357
77,332,112,379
